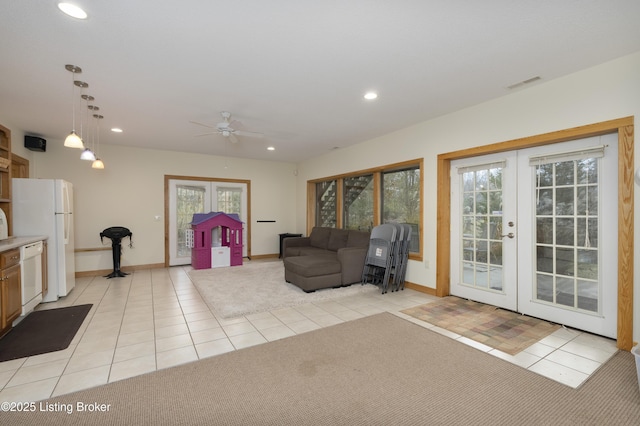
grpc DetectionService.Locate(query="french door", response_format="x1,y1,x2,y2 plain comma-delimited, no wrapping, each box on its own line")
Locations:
168,179,248,266
450,134,618,338
450,152,518,311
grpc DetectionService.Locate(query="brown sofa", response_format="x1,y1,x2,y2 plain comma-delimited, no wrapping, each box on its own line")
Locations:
283,227,371,292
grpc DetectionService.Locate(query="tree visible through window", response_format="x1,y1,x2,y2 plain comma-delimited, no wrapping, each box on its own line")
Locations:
217,187,242,216
382,167,420,253
343,175,374,231
176,185,206,257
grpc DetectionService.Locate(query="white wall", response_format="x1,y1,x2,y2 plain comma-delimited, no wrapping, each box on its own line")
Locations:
21,140,297,272
296,51,640,341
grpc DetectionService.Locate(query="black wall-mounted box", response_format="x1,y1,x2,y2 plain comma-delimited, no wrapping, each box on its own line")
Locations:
24,136,46,152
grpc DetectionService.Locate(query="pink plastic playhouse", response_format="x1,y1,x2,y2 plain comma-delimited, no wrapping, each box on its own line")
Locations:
189,212,243,269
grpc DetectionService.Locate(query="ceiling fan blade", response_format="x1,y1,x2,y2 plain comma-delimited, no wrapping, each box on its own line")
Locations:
235,130,264,138
229,133,239,144
189,120,216,129
193,132,219,137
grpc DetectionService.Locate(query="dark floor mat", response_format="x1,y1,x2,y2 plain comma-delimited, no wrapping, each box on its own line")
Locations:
0,304,92,362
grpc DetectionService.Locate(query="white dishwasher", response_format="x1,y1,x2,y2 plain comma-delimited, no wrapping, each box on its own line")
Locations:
20,241,43,316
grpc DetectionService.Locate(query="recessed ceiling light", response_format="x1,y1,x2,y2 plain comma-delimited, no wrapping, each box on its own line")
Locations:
57,3,88,19
111,128,123,133
364,92,378,100
267,146,275,151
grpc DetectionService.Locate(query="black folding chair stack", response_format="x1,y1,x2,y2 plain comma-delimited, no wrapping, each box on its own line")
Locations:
393,223,412,291
387,223,404,292
361,224,397,294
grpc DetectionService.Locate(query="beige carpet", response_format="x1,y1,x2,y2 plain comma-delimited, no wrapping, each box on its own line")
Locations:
402,296,561,355
5,313,639,426
188,261,379,318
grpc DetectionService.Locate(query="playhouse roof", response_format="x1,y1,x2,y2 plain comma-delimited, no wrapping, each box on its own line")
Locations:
190,211,243,226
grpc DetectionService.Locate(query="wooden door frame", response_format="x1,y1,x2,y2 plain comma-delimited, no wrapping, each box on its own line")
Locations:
436,117,634,350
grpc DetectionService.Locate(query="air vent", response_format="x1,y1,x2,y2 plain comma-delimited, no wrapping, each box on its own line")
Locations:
507,76,541,90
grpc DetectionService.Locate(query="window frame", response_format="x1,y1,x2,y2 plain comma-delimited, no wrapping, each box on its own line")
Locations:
307,158,423,261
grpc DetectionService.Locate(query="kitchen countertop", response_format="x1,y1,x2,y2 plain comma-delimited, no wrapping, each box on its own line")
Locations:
0,236,48,252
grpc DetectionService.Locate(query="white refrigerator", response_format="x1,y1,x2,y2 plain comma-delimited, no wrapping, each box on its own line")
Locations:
12,178,76,302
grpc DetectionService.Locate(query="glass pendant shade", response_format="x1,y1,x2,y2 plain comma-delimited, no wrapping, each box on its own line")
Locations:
64,131,84,148
64,65,85,149
80,148,96,160
92,158,105,169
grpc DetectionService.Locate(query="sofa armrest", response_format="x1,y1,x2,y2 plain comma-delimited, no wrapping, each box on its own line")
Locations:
282,237,311,259
337,246,368,285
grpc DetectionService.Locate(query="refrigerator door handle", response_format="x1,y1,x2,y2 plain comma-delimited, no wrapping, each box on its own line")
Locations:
64,212,71,244
62,182,71,244
54,212,71,244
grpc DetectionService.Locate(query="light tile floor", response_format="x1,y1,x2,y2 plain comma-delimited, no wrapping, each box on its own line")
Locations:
0,263,618,402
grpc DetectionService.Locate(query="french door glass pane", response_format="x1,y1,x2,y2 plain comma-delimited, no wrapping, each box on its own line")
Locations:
217,187,242,216
176,185,206,257
534,158,600,313
459,166,503,292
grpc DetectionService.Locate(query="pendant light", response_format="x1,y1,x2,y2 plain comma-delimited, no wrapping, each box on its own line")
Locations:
80,101,97,160
80,147,96,160
64,65,85,148
92,114,105,169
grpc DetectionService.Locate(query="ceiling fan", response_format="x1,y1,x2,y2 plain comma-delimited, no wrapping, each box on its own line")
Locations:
190,111,263,143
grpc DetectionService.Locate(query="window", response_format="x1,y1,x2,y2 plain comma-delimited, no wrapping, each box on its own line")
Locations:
343,175,374,231
316,180,337,227
382,167,421,253
309,159,423,258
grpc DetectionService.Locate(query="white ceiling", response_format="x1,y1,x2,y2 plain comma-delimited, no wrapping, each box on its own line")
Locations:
1,1,639,163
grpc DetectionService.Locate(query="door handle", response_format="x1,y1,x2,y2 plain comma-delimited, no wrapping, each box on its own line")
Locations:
501,233,515,239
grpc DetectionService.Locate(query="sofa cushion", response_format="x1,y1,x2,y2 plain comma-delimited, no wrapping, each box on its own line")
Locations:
309,227,331,249
327,228,349,251
296,247,336,257
347,230,370,248
284,255,342,277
